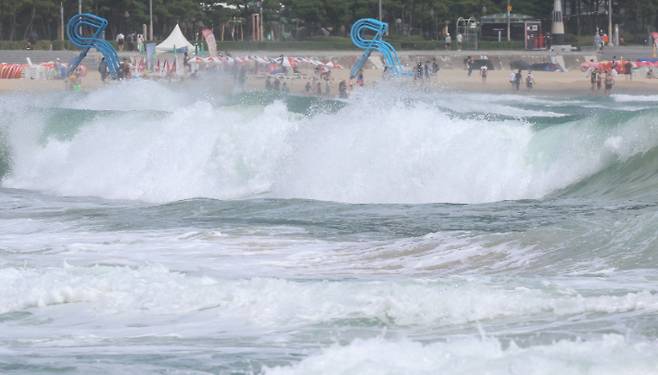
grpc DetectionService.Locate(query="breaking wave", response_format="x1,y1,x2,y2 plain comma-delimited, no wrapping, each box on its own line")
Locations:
1,82,658,204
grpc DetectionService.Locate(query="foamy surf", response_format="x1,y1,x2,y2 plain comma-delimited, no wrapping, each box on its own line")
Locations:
3,81,658,204
2,81,658,374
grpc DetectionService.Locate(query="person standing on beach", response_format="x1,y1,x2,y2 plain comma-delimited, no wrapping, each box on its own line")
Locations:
590,68,598,92
54,58,65,79
116,33,125,52
356,70,364,87
604,71,614,95
415,62,423,81
445,33,451,50
456,33,463,51
431,58,439,75
625,61,633,80
480,65,488,82
514,69,522,90
98,57,109,82
526,71,535,89
338,80,348,99
465,56,473,76
596,70,603,91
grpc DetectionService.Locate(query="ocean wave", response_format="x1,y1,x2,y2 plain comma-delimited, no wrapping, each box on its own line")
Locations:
612,94,658,103
264,335,658,375
2,264,657,326
2,83,658,203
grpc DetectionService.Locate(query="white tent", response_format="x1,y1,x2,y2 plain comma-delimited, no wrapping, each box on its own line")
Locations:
156,24,194,54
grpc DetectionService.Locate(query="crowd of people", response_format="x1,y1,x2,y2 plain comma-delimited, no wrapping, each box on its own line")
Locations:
588,67,615,95
414,58,440,80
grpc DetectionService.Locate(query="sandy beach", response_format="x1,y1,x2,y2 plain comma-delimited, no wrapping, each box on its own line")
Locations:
2,52,658,96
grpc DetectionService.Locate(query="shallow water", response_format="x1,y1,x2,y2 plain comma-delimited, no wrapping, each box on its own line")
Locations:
1,78,658,374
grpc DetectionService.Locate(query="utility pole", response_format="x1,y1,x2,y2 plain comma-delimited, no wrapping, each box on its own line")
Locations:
149,0,154,40
259,2,264,41
60,2,64,40
378,0,382,21
608,0,613,47
506,0,511,42
78,0,82,35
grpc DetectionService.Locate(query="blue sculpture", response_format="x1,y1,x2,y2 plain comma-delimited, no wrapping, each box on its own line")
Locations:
67,13,120,79
350,18,409,79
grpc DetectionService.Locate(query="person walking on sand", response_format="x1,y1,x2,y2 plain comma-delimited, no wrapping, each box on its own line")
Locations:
480,65,488,82
465,56,473,76
445,33,452,50
526,71,535,89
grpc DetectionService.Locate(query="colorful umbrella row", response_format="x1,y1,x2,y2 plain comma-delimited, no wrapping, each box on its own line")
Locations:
0,64,26,79
186,55,345,69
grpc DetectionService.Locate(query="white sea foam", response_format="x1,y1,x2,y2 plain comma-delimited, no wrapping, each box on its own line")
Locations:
264,335,658,375
612,94,658,103
2,265,657,327
3,82,658,204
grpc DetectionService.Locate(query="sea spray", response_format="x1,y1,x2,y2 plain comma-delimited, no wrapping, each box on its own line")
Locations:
2,82,658,203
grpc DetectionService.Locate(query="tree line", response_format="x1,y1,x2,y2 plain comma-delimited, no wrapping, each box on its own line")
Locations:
0,0,656,43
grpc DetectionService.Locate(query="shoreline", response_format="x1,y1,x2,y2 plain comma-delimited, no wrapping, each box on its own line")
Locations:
2,67,658,97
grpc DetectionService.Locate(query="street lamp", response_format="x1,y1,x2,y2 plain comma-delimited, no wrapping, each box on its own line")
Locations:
608,0,613,47
506,0,511,42
378,0,382,21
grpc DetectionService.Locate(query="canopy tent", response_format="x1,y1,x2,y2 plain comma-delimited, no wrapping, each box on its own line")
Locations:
156,24,194,54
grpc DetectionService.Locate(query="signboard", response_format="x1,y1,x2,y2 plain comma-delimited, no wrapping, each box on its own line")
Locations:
202,28,217,56
146,43,156,71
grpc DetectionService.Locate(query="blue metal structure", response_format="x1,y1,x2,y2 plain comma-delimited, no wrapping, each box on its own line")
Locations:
350,18,409,78
66,13,120,79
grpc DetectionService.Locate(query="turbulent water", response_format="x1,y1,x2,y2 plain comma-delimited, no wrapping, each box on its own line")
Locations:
1,78,658,374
